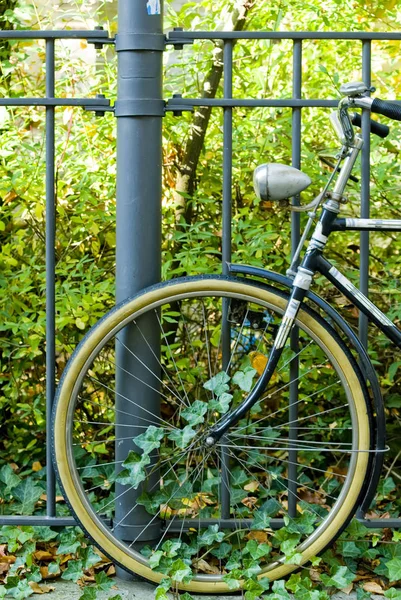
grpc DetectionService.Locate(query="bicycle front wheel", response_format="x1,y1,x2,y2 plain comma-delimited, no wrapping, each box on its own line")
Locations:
52,276,373,593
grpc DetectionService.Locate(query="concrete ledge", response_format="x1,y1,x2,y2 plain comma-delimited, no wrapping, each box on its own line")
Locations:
31,578,386,599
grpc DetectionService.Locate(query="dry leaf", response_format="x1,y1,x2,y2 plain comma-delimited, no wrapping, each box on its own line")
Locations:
363,581,384,594
309,568,321,582
40,566,60,580
244,481,259,492
106,565,116,576
194,559,220,574
246,530,268,543
28,582,55,594
34,551,53,561
341,583,353,594
40,494,64,502
32,461,43,472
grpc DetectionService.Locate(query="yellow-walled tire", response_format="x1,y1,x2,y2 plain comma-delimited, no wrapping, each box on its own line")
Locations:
52,276,372,593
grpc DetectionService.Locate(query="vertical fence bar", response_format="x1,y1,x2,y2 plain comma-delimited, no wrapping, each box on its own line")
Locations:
288,39,302,517
359,41,371,348
114,0,163,567
45,38,56,517
221,40,233,519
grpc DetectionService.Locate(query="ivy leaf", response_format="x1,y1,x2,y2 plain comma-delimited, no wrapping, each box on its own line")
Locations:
79,588,97,600
116,451,150,488
94,571,113,591
197,525,225,546
203,371,230,396
149,550,164,569
0,464,21,493
4,577,33,600
134,426,165,455
320,565,355,589
210,542,232,559
209,392,232,414
32,527,58,542
80,546,101,569
12,479,43,515
161,539,182,558
181,401,208,426
387,557,401,582
385,589,401,599
251,509,271,530
284,512,316,535
169,558,192,582
57,531,82,555
232,367,257,392
167,425,196,449
223,571,242,590
244,540,271,559
61,559,84,582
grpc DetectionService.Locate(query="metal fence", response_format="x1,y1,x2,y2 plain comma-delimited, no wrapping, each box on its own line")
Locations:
1,19,400,530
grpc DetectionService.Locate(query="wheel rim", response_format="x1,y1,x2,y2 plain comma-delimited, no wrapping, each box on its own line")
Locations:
53,278,371,591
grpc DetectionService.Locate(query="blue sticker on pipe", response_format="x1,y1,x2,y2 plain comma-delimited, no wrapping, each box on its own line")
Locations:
146,0,160,14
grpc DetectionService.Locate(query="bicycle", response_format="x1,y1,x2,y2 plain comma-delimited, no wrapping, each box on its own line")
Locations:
52,81,401,594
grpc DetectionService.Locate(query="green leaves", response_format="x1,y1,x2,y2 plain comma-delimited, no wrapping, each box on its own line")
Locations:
61,560,84,583
320,565,355,589
204,371,230,396
181,400,208,426
57,530,82,556
12,479,43,516
116,451,150,489
387,557,401,583
232,366,257,392
197,525,225,547
134,426,165,454
167,425,196,449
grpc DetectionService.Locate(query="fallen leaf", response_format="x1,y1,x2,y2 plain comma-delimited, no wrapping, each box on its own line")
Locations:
28,582,55,594
106,565,116,576
309,568,321,582
32,461,43,472
341,583,353,594
363,581,384,594
244,481,259,492
246,530,268,543
193,559,220,574
40,566,60,580
0,546,6,557
34,551,53,561
39,495,64,502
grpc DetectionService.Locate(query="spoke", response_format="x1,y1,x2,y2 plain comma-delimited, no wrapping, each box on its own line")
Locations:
200,299,215,387
88,375,177,430
227,434,352,447
220,442,353,453
155,310,191,407
96,351,181,407
225,306,250,373
76,395,177,430
133,319,187,406
77,460,124,470
230,377,339,436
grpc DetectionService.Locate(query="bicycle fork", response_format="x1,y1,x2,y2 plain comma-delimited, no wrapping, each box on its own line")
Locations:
206,269,312,446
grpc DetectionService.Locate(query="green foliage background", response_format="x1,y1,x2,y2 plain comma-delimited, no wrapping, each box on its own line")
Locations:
1,0,401,598
1,0,401,575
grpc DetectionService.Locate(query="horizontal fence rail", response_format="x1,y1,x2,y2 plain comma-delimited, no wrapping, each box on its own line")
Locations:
0,26,400,530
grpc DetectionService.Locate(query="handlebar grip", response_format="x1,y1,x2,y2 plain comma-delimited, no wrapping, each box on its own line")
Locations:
351,112,390,138
371,98,401,122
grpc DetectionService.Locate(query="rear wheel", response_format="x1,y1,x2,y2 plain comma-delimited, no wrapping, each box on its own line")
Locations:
52,276,373,593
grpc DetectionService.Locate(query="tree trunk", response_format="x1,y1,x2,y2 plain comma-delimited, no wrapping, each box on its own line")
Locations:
173,0,255,227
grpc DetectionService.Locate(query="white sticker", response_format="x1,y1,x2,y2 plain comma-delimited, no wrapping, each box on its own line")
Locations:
147,0,160,14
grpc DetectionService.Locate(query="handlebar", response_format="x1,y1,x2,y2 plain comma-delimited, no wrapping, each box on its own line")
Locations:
350,112,390,139
371,98,401,122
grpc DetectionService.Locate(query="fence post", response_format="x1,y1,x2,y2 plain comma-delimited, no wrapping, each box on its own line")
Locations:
114,0,164,572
